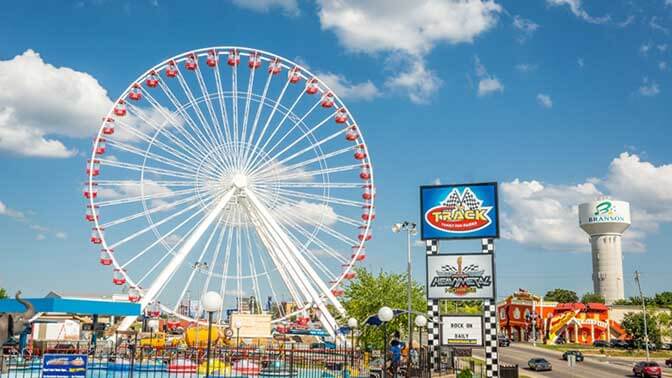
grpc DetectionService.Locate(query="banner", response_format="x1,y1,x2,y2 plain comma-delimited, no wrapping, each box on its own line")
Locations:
426,254,494,300
42,354,88,378
420,182,499,240
440,316,484,347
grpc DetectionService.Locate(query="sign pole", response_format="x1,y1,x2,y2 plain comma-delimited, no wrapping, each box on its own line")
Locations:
425,239,440,372
481,238,498,378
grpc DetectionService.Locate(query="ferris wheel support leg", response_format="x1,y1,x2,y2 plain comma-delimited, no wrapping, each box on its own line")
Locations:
117,188,237,331
244,189,347,316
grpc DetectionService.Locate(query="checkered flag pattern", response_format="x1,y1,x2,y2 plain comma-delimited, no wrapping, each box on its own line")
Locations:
442,189,461,209
481,238,498,377
462,188,481,210
425,239,440,371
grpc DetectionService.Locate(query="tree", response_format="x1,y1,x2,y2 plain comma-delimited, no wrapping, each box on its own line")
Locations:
544,289,578,303
0,288,7,299
440,300,482,315
654,292,672,307
581,293,605,304
622,312,661,347
342,267,426,350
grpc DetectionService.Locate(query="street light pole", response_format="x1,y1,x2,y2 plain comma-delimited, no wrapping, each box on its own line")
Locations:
202,291,223,378
392,221,417,378
348,318,358,374
635,270,651,361
379,307,394,378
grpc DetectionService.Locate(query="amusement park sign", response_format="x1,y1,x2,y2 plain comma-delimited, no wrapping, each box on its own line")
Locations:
426,253,494,300
420,182,499,240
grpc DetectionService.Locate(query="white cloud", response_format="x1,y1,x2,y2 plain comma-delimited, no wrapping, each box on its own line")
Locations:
546,0,609,24
650,17,670,34
502,153,672,252
275,201,337,226
667,0,672,7
660,62,668,71
512,15,539,43
230,0,299,16
618,15,635,28
474,57,503,96
36,234,46,241
577,57,584,68
0,50,112,158
515,63,537,73
55,232,67,240
317,72,379,101
536,93,553,108
384,58,443,104
317,0,502,55
163,233,182,247
0,201,24,219
658,44,668,52
639,77,660,97
640,43,652,55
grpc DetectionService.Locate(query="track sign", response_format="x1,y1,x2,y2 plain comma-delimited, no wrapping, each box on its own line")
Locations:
441,316,483,347
426,253,494,300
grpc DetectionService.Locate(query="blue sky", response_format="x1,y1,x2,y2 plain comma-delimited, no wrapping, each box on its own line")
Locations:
1,0,671,303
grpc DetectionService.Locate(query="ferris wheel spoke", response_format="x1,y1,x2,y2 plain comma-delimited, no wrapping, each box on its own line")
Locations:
106,139,200,175
276,163,361,182
243,214,264,313
98,159,198,180
100,192,203,229
119,193,217,269
239,62,258,159
194,209,230,319
245,89,306,171
213,60,232,144
259,186,364,208
126,98,209,165
242,71,273,167
277,220,338,282
266,182,363,189
244,76,291,169
216,206,237,322
254,239,286,317
96,187,199,207
194,65,227,147
109,195,211,250
96,179,196,188
231,61,241,167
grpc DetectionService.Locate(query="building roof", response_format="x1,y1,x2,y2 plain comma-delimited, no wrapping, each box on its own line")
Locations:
0,295,140,316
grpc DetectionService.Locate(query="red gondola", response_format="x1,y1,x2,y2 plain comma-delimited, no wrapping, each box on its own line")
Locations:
248,52,261,69
100,249,113,266
102,117,115,135
268,58,281,74
354,145,367,160
228,49,240,66
321,92,334,108
94,138,106,155
146,71,159,88
86,205,99,222
206,50,218,67
288,67,301,84
335,108,348,124
351,253,366,261
147,301,161,318
129,83,142,101
87,160,100,176
165,61,178,77
362,185,375,200
344,271,357,280
128,286,141,303
113,269,126,285
359,164,371,180
91,228,103,244
185,54,197,71
345,126,358,141
306,78,319,94
331,288,345,297
83,183,98,199
114,100,127,116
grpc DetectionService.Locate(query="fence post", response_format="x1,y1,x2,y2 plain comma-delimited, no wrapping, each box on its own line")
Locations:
289,344,295,377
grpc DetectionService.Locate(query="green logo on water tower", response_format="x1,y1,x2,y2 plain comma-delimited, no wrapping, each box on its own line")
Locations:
594,201,612,216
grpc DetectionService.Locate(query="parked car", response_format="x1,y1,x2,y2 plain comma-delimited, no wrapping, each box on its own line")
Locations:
498,335,510,347
665,357,672,368
561,351,584,362
633,361,661,378
610,339,629,348
593,340,610,348
660,343,672,350
527,358,552,371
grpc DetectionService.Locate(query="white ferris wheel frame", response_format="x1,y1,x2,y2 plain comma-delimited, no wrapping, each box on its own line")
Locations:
86,46,375,337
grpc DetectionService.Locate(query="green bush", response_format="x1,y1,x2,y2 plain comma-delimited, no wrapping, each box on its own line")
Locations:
457,368,473,378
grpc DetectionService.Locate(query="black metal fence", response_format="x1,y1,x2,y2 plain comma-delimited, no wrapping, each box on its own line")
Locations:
1,344,437,378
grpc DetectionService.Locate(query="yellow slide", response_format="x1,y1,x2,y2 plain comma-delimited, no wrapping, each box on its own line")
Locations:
547,310,579,343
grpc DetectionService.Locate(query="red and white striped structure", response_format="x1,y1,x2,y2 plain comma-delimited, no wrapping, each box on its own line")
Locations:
84,46,375,337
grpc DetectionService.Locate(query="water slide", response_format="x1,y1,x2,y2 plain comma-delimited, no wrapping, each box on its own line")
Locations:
547,310,580,343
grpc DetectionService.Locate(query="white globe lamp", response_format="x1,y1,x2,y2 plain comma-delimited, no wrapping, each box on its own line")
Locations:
202,291,223,313
378,306,394,322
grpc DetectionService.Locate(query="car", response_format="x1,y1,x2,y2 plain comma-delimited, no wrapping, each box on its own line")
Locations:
498,335,510,347
610,339,629,348
527,358,552,371
660,343,672,350
633,361,661,378
593,340,609,348
665,357,672,368
561,351,584,362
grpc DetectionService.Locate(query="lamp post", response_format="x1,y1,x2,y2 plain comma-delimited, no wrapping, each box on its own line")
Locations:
414,315,427,372
202,291,223,378
234,319,243,349
378,306,394,378
348,317,358,373
392,221,417,378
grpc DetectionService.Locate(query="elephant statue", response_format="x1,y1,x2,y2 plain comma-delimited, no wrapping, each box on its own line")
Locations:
0,291,36,346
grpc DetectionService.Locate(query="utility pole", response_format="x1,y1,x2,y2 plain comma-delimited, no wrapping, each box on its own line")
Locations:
392,221,416,378
532,300,537,347
634,270,650,361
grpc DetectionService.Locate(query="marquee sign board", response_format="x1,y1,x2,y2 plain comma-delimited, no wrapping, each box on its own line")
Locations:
420,182,499,240
440,315,484,347
426,253,494,300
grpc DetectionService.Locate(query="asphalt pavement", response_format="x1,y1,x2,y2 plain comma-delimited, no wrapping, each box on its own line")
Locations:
473,342,670,378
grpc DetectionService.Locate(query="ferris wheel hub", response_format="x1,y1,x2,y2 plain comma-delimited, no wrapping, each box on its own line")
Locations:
232,173,249,189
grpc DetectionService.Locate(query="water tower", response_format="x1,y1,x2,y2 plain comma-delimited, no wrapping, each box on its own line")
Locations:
579,198,631,304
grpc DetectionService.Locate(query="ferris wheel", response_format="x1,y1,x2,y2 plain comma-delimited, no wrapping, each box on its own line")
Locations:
84,46,375,337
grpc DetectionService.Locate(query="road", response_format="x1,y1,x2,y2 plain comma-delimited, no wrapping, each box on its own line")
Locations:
473,343,671,378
